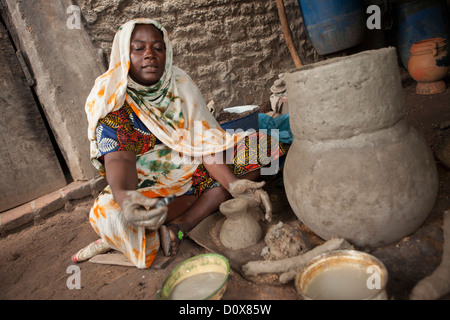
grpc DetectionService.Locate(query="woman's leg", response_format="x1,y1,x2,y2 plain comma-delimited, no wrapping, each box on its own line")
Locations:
89,186,160,268
166,194,197,221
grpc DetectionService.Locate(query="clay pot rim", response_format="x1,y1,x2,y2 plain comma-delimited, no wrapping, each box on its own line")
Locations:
219,197,248,215
286,47,396,75
410,37,447,55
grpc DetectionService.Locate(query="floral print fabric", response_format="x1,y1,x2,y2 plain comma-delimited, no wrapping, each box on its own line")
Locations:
82,18,284,268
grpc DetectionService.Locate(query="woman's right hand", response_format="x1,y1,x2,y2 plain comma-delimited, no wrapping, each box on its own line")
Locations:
104,151,167,229
228,179,272,222
122,191,168,230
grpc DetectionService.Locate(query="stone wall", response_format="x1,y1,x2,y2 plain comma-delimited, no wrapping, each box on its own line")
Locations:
77,0,320,112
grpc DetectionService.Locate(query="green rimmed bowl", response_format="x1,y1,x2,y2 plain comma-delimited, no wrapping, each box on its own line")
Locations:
157,253,230,300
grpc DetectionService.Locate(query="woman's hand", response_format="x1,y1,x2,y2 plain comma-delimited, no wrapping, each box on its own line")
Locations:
229,179,272,222
202,153,273,221
122,191,168,229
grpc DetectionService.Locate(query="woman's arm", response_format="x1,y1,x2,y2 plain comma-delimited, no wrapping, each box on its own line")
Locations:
202,153,237,191
203,151,272,221
103,150,168,229
103,150,138,209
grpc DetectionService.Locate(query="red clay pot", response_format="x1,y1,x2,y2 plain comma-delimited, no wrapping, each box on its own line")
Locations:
408,37,450,94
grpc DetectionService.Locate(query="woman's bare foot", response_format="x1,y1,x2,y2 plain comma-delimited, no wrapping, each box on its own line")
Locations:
167,224,185,255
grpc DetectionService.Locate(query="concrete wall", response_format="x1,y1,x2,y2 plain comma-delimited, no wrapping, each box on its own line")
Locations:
2,0,106,182
77,0,320,112
0,20,67,212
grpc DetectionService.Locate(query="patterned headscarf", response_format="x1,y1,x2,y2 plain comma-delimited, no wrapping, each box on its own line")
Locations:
85,18,243,172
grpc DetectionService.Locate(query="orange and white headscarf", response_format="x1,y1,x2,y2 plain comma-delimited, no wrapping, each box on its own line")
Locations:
85,18,244,173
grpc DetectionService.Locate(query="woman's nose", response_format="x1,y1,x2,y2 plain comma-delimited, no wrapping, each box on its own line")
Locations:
143,47,154,59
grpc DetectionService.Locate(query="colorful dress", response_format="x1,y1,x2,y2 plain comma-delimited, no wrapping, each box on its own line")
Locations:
80,18,286,268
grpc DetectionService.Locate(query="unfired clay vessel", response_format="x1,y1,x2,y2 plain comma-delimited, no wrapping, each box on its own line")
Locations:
408,37,450,95
219,198,262,250
283,47,438,247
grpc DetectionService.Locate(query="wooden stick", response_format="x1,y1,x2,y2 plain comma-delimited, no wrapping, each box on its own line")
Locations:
275,0,303,68
242,238,352,276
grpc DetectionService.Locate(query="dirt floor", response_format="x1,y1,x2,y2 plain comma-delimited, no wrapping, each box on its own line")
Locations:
0,71,449,301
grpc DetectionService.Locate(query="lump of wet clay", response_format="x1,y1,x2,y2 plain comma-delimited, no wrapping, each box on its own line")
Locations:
262,222,311,260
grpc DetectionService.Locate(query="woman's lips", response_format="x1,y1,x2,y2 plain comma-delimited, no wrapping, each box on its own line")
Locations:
142,65,158,71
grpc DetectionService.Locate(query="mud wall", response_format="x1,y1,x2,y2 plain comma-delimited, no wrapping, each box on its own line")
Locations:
77,0,320,111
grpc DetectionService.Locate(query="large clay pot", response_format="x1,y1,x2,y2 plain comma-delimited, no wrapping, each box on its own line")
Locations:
408,37,450,94
284,47,438,247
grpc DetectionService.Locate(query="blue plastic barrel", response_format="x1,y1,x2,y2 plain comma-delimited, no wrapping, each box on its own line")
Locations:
392,0,450,69
297,0,366,55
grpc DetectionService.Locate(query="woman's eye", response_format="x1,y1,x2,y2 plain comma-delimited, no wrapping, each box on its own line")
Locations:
133,47,144,51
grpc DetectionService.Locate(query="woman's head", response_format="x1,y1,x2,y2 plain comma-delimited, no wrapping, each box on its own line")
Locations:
129,24,167,86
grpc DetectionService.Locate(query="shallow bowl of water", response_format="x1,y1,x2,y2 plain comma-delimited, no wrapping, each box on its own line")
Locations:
295,250,388,300
158,253,230,300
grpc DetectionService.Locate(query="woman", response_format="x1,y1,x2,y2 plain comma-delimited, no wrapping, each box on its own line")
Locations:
75,18,286,269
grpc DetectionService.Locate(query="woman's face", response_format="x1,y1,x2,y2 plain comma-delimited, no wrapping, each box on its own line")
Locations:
129,24,166,86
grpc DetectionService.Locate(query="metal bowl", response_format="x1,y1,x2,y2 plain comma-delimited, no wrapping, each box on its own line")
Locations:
219,105,260,132
295,249,388,300
157,253,230,300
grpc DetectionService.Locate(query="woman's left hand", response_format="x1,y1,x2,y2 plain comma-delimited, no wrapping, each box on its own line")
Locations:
228,179,272,222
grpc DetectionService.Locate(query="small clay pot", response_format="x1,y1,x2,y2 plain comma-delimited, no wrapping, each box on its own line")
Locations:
408,37,450,95
219,198,262,250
